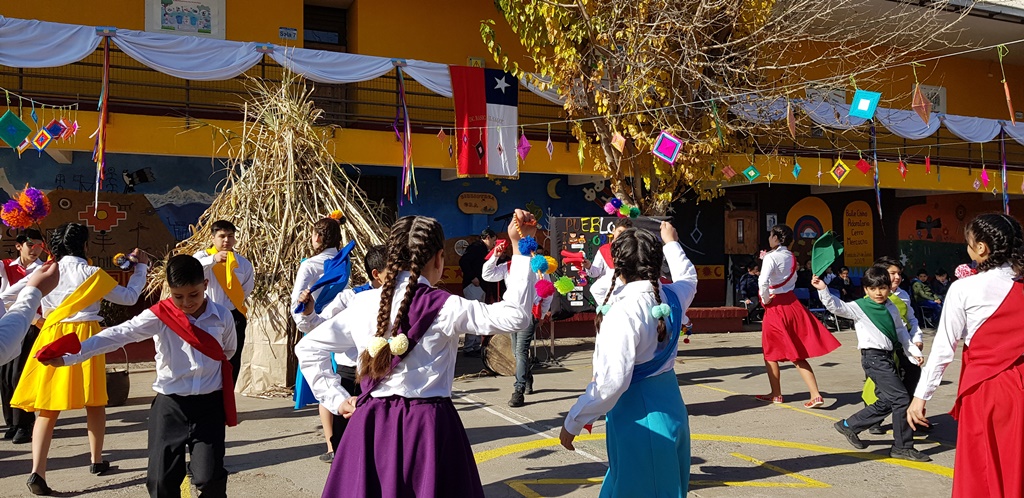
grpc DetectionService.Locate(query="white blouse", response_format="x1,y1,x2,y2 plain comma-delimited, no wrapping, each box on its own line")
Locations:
915,265,1019,401
6,256,148,323
295,255,536,415
563,242,698,435
758,247,796,303
588,247,611,279
193,250,255,312
290,247,339,327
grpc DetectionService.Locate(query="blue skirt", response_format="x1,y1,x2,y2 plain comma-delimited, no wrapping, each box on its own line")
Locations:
602,370,690,498
294,354,337,409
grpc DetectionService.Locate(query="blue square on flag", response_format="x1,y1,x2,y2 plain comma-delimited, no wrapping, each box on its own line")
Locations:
451,66,519,178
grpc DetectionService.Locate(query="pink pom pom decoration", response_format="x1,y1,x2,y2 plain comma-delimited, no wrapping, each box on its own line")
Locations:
954,263,978,279
604,202,617,215
535,279,555,298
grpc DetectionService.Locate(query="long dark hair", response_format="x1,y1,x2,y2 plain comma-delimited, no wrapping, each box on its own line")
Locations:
312,217,342,254
50,223,89,260
357,216,445,381
966,213,1024,276
593,228,668,341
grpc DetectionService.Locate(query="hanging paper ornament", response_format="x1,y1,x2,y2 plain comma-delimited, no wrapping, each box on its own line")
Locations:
652,131,682,164
973,179,982,191
554,276,575,295
849,89,881,120
830,159,850,185
0,110,31,148
854,158,872,175
448,143,454,159
897,160,908,180
45,119,66,139
611,132,626,153
925,155,931,174
912,84,932,124
722,166,737,180
1005,81,1016,126
475,140,485,160
981,167,991,188
16,139,31,157
59,117,74,140
436,128,447,144
30,107,38,126
517,133,531,161
546,135,554,160
32,129,53,151
791,162,802,179
786,100,797,140
742,165,760,182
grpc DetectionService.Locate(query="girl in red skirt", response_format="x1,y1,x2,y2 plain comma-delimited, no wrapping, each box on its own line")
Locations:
756,224,840,408
908,213,1024,498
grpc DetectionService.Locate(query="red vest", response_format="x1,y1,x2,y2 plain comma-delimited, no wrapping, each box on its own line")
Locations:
598,244,614,270
2,259,28,286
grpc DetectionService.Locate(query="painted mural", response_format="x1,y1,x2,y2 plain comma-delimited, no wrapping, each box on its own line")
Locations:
785,196,833,264
843,200,874,268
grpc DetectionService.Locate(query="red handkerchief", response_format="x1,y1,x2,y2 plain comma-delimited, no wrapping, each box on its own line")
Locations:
583,423,594,434
35,333,81,361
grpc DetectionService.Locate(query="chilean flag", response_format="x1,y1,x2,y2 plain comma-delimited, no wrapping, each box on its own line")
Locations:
450,66,519,178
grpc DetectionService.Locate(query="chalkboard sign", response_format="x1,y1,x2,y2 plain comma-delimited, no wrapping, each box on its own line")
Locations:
549,216,667,314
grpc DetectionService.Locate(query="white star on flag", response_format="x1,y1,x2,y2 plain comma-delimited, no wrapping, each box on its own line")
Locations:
494,76,510,94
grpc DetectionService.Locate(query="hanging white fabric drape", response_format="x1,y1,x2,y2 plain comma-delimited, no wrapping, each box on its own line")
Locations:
874,107,941,140
0,16,101,68
798,99,867,130
728,96,786,123
403,60,454,98
114,29,263,81
941,114,1002,143
519,74,565,106
1002,121,1024,147
269,47,393,84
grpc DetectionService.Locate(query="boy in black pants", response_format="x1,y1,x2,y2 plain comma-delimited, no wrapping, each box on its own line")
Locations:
45,255,236,496
813,266,931,462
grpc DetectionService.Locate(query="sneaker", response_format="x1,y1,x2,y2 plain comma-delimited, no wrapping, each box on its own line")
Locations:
868,424,887,435
319,452,334,463
508,390,525,408
803,396,825,409
525,379,534,395
26,473,51,495
12,427,31,445
833,420,867,449
754,394,783,404
89,461,110,475
889,447,932,462
3,426,16,440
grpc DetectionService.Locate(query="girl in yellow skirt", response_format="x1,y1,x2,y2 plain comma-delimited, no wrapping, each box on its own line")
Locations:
9,223,150,495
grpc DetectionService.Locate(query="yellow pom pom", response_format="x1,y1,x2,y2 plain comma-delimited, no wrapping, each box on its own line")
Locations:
329,210,344,221
388,333,410,356
544,256,558,274
367,336,388,358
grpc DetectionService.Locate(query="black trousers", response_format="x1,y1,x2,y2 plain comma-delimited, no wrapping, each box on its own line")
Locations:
0,325,38,430
229,309,246,386
148,392,227,498
848,349,914,449
329,365,362,453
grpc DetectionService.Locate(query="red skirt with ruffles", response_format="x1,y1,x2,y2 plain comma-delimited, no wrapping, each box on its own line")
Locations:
761,292,841,362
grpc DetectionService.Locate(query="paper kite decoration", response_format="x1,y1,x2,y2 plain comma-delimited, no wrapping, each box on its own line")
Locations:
912,84,932,124
854,158,872,175
546,135,554,160
45,119,66,140
787,100,797,140
32,129,53,151
16,139,32,157
722,166,737,180
792,162,802,179
30,108,38,125
742,165,761,182
448,143,454,159
981,167,990,188
517,133,531,161
611,132,626,153
0,110,32,149
973,179,981,191
59,118,74,140
897,160,908,179
475,140,485,160
849,89,881,120
436,129,447,144
830,159,851,184
652,130,682,164
925,155,931,174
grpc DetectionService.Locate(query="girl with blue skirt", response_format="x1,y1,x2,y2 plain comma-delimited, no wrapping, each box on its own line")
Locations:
561,221,698,498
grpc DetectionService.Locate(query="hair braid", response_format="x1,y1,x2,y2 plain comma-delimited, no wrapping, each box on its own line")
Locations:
650,277,667,342
594,268,620,333
597,227,667,340
968,213,1024,276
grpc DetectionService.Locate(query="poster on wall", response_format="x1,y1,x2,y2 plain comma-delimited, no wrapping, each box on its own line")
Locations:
146,0,226,39
843,200,874,267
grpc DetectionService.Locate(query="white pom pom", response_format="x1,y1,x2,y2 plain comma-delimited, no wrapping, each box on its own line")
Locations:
388,333,410,356
367,337,388,358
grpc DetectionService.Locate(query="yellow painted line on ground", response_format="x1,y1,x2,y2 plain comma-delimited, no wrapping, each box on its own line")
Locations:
723,452,830,488
505,478,604,498
475,433,953,478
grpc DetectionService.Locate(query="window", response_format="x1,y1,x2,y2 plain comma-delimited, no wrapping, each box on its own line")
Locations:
303,5,347,52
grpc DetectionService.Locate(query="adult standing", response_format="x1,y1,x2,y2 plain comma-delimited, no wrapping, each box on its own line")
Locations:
459,228,498,356
756,225,840,408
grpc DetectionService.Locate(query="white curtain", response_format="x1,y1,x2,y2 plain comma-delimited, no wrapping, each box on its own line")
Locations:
114,30,263,81
941,114,1002,143
1003,121,1024,147
269,47,392,84
875,107,940,141
0,16,101,68
728,96,786,123
798,99,867,130
520,74,565,106
403,59,453,98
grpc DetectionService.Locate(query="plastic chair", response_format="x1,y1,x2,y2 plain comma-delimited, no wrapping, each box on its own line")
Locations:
794,287,841,331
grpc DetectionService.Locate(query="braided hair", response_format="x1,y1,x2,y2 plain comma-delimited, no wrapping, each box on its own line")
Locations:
312,217,342,254
50,223,89,260
593,228,668,341
965,213,1024,276
358,216,445,381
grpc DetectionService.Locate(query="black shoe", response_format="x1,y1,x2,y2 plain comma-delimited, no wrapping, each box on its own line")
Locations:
89,460,110,475
833,420,866,449
319,451,334,463
508,390,525,408
26,473,51,495
4,426,16,440
525,380,534,395
890,447,932,462
12,427,31,444
868,425,887,435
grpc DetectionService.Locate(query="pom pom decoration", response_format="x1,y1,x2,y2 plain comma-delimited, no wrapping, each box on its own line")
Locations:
682,320,694,344
387,333,410,356
518,236,539,256
535,279,555,298
596,304,612,315
530,254,549,273
1,185,50,229
367,336,388,358
628,207,640,219
604,202,617,215
618,205,630,218
610,198,623,209
1,199,33,229
554,276,575,295
543,256,558,274
113,253,132,270
651,303,672,319
954,264,978,279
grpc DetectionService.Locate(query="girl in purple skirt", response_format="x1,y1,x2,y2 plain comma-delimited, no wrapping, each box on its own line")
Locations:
295,210,538,498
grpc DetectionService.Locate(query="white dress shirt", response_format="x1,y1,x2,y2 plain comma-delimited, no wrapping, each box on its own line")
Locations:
0,287,43,365
818,289,922,357
588,243,697,307
63,301,237,396
564,242,698,435
915,265,1020,401
295,255,537,415
0,257,42,294
892,287,923,345
290,248,338,327
4,256,148,323
758,247,796,303
588,247,611,279
482,253,552,314
193,250,254,312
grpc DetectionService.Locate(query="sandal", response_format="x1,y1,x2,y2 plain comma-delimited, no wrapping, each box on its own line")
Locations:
804,396,825,409
754,394,784,404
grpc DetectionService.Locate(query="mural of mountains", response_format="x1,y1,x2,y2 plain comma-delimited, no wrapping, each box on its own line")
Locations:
145,186,215,208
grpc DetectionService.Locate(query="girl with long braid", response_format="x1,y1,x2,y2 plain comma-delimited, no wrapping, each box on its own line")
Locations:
295,210,538,498
560,221,698,498
908,213,1024,497
10,223,149,495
